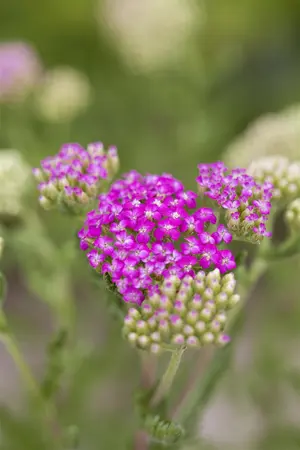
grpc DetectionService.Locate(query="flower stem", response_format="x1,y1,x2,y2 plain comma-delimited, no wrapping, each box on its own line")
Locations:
175,256,268,436
1,332,40,396
0,310,62,445
151,347,186,407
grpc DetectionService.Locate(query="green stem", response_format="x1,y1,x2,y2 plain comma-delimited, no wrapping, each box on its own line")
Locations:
151,347,186,407
175,256,268,436
0,310,63,445
0,331,40,397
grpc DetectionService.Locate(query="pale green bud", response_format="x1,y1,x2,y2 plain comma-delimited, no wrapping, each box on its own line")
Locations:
285,198,300,232
123,271,239,353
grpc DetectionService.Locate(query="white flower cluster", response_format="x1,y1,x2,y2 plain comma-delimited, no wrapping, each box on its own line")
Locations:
225,105,300,168
100,0,197,72
248,156,300,201
35,66,91,123
0,150,31,220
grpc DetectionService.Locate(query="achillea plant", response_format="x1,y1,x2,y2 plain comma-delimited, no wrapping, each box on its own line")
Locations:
5,137,300,450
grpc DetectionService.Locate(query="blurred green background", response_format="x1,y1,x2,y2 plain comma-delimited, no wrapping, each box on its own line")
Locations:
1,0,300,449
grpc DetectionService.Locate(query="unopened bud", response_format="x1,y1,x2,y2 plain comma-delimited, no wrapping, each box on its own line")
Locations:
123,270,240,353
285,198,300,232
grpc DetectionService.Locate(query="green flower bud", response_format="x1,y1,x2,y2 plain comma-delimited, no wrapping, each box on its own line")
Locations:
285,198,300,232
248,156,300,201
123,269,240,353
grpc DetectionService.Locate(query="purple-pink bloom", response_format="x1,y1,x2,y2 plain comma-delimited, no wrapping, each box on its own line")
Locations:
197,161,273,243
0,42,42,102
154,219,180,241
212,224,232,244
214,249,236,273
33,142,119,211
79,171,236,304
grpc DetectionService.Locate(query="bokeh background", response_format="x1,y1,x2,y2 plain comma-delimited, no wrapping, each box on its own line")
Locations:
1,0,300,449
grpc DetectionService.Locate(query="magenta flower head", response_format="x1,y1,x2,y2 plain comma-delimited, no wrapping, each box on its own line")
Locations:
0,42,42,103
33,142,119,214
79,171,237,307
197,162,273,243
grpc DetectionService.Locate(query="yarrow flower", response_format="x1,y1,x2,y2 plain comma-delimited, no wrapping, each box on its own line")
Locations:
0,149,31,223
101,0,196,73
79,171,236,305
0,42,42,103
197,162,273,243
225,104,300,168
34,66,91,123
285,198,300,232
33,142,119,213
123,270,240,353
248,156,300,201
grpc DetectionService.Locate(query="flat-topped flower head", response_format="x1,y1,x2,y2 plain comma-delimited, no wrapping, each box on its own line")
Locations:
0,42,42,103
197,162,273,244
285,198,300,232
248,156,300,202
123,270,240,353
79,171,236,304
33,142,119,213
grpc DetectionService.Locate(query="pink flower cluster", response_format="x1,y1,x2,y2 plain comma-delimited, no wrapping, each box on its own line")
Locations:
79,171,236,304
197,162,273,241
33,142,119,206
0,42,42,102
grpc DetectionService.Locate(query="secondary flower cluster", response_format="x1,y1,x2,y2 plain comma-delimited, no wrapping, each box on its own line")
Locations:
33,142,119,213
123,270,239,353
248,156,300,201
79,171,236,305
197,162,273,243
0,42,42,103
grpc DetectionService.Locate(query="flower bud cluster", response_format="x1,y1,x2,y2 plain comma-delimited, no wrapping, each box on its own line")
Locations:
35,66,91,123
248,156,300,201
197,162,273,243
285,198,300,232
123,270,239,353
225,105,300,168
0,150,31,221
0,42,42,103
79,171,236,305
33,142,119,213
